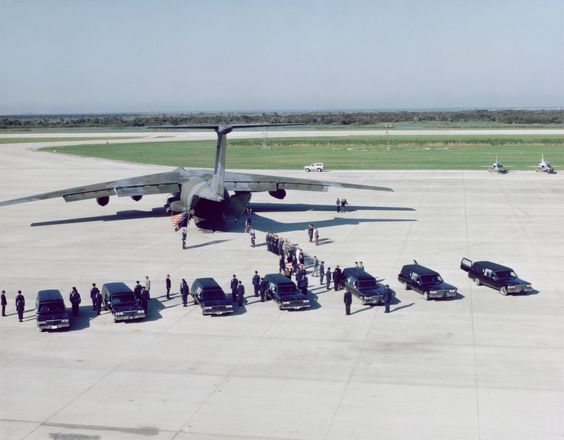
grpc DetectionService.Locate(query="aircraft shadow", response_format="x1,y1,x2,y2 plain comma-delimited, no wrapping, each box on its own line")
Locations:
31,208,167,227
249,214,415,234
250,203,415,213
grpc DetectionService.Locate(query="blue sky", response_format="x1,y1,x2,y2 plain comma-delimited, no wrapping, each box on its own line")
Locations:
0,0,562,114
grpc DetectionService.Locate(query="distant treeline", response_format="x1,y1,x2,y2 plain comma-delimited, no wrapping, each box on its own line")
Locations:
1,109,563,129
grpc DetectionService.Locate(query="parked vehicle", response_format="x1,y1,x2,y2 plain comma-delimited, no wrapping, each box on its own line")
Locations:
342,267,392,305
398,263,458,300
191,278,234,316
264,274,311,310
460,258,533,295
35,289,71,331
102,282,146,322
304,162,325,172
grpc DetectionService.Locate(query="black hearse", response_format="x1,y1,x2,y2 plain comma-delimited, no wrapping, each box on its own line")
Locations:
35,289,71,331
342,267,391,305
398,263,458,300
460,258,533,295
263,274,311,310
102,282,146,322
191,278,234,316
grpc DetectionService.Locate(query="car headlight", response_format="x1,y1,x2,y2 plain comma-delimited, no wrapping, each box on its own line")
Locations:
115,312,124,316
430,290,437,294
302,300,309,304
136,310,144,314
526,284,532,289
449,290,456,293
38,320,47,325
204,306,213,310
61,319,70,323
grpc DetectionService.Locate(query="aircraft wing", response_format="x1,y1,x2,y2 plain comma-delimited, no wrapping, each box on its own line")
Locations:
224,171,393,193
0,168,391,208
0,168,201,207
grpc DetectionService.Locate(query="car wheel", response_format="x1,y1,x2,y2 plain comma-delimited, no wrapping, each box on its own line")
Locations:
317,168,322,172
278,303,283,310
500,287,508,296
474,277,481,286
424,292,430,301
305,169,310,172
404,282,410,290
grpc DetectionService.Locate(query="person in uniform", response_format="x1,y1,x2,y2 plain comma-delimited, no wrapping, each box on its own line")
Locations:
307,224,314,242
165,274,172,300
313,256,319,276
15,290,25,322
300,275,308,295
230,275,239,303
133,281,143,303
319,261,325,284
314,227,319,246
250,229,256,247
252,271,260,297
259,277,267,302
1,290,7,317
181,227,187,249
69,287,81,316
384,284,392,313
335,265,343,290
336,198,341,213
325,268,332,291
332,268,340,291
144,276,151,297
279,256,285,274
180,278,190,307
140,288,149,315
344,290,352,315
236,281,245,307
90,283,100,311
94,290,103,315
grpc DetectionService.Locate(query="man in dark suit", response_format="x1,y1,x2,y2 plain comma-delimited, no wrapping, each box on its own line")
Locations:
180,278,190,307
252,271,260,297
94,290,103,316
344,290,352,315
230,275,239,303
90,283,100,311
165,275,172,300
15,290,25,322
1,290,7,316
384,285,393,313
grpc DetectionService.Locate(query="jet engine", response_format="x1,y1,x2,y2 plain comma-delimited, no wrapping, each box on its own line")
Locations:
96,196,110,206
269,189,287,200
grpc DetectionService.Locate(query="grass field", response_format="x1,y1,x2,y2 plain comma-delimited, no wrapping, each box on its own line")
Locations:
41,135,564,170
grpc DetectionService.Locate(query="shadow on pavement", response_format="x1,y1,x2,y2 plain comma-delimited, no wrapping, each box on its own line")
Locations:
31,208,167,227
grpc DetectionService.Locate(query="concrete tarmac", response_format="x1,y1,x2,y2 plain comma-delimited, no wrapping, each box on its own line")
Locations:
0,140,562,440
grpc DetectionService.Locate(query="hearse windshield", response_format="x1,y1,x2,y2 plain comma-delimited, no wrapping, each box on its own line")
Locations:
358,279,377,289
201,289,225,300
420,274,442,284
39,302,65,313
495,270,517,280
111,293,137,305
278,284,297,295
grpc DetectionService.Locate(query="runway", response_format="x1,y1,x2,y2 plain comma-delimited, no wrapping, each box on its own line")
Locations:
0,137,562,440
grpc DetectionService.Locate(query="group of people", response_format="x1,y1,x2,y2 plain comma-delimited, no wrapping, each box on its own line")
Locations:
336,198,349,213
307,224,320,246
1,289,26,322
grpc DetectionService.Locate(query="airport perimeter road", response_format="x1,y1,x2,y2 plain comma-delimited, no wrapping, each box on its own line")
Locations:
0,143,562,440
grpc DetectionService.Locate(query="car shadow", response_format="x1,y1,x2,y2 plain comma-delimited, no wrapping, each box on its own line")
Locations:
69,305,94,331
231,304,247,315
144,298,165,322
392,302,415,312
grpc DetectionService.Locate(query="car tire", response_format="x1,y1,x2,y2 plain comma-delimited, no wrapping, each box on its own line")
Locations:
317,168,322,172
424,292,430,301
474,277,481,286
500,287,508,296
305,169,310,172
404,282,411,290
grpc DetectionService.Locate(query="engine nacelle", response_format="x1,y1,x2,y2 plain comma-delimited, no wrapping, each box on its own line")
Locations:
269,189,287,200
96,196,110,206
131,195,143,202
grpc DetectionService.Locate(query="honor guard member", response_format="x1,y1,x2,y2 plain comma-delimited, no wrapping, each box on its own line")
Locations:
90,283,100,311
249,229,256,247
236,281,245,307
1,290,7,317
259,277,268,302
144,276,151,297
384,285,392,313
334,265,343,290
252,271,260,297
307,224,314,242
15,290,25,322
319,261,325,284
313,256,319,276
181,227,187,249
69,287,81,317
344,290,352,316
230,275,239,303
314,228,319,246
325,268,332,291
165,274,172,300
133,281,143,302
300,275,309,295
140,288,149,315
180,278,190,307
336,198,341,213
94,289,103,316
